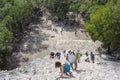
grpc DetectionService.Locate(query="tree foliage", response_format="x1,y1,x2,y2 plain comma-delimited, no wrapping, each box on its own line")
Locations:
0,0,120,65
85,0,120,51
0,0,36,64
41,0,70,17
40,0,120,52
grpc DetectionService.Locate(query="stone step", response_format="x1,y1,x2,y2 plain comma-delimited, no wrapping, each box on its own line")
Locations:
55,40,101,53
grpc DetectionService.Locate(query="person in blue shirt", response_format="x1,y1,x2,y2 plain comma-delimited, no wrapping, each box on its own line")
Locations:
55,60,74,78
55,52,61,59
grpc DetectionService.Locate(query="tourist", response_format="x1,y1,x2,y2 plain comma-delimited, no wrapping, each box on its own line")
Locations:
76,50,82,63
85,51,88,56
55,52,61,59
85,51,90,62
67,50,77,70
50,52,55,59
75,30,77,37
54,28,58,34
60,28,63,35
90,52,95,63
55,60,74,78
60,50,67,64
62,50,67,58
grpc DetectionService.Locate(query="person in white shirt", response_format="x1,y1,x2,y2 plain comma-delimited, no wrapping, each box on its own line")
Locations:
67,50,77,70
60,50,67,64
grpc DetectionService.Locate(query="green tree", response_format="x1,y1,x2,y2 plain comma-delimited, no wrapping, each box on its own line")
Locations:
85,1,120,51
42,0,70,17
0,0,36,66
0,22,13,64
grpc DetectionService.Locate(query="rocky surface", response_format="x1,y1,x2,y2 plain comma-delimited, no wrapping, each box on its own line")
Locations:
0,40,120,80
0,53,120,80
3,9,91,70
2,10,120,80
16,11,90,60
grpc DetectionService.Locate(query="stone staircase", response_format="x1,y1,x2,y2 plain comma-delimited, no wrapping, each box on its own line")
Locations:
55,40,101,54
0,39,120,80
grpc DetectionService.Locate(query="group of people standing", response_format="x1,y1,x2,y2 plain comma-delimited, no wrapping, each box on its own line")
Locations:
50,50,95,78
